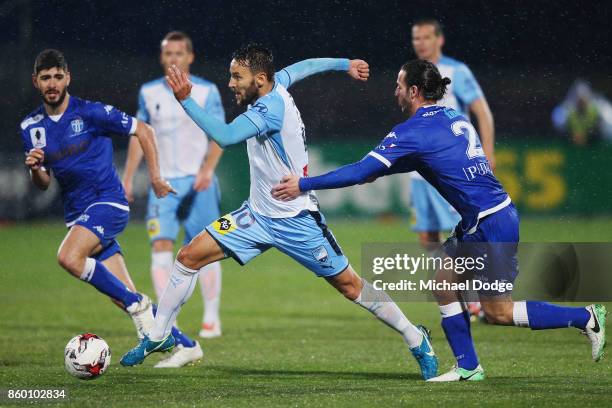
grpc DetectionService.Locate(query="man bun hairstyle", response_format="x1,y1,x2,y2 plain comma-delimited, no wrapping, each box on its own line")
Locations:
33,49,68,75
232,43,275,81
401,59,451,101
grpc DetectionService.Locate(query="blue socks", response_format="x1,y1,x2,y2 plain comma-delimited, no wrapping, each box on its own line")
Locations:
526,301,590,330
152,304,196,348
81,258,140,307
440,303,479,370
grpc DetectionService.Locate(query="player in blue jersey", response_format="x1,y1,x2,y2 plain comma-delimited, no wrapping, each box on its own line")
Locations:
123,32,224,366
120,45,439,380
22,49,201,355
412,19,496,321
272,59,607,381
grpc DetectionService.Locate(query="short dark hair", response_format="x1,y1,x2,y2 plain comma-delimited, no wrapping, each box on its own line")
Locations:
162,31,193,53
413,18,444,36
232,44,275,81
33,49,68,75
401,59,451,101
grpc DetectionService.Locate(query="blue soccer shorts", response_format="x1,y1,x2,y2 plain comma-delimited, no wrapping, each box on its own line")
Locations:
72,202,129,261
443,203,520,296
410,178,460,232
146,175,221,245
205,202,349,278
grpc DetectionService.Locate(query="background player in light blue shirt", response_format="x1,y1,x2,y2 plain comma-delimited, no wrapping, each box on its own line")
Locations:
123,33,225,358
272,59,606,381
21,49,200,352
409,19,495,251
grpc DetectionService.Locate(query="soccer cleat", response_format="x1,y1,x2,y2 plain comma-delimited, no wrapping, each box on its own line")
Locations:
199,322,222,339
427,364,485,382
154,341,204,368
583,304,607,362
126,293,154,339
409,325,438,380
120,334,175,366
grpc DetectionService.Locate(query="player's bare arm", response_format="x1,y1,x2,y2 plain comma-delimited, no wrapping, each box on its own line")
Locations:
132,120,176,198
470,97,495,171
194,141,223,191
25,148,51,190
121,136,144,202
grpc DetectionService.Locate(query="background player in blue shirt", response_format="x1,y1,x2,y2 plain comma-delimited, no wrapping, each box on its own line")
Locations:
22,49,199,352
409,19,495,251
272,59,606,381
123,32,225,355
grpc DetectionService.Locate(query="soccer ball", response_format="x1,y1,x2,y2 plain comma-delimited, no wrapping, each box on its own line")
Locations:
64,333,111,379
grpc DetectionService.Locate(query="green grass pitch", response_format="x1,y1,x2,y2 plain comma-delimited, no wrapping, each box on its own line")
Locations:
1,217,611,407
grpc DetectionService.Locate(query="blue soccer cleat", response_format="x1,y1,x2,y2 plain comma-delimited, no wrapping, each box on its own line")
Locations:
410,325,438,380
120,334,175,367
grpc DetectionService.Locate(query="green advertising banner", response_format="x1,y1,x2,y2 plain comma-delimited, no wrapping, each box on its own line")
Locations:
214,140,612,217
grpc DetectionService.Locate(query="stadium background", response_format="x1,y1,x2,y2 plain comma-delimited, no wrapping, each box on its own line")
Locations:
0,0,611,220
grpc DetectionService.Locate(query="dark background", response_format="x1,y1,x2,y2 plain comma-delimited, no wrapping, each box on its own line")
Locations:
2,0,611,156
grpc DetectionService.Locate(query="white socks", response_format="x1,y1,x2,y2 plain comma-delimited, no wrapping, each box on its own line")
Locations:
354,279,423,348
150,260,199,341
151,251,174,301
513,301,530,327
198,262,222,325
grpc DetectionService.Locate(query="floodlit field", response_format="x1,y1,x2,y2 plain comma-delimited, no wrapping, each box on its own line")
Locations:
1,217,611,407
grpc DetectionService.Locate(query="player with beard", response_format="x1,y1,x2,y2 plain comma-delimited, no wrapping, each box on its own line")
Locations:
21,49,200,352
121,44,439,380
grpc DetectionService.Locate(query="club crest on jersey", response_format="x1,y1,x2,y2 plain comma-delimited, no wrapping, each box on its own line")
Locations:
312,246,329,263
71,118,84,134
29,127,46,148
213,215,236,235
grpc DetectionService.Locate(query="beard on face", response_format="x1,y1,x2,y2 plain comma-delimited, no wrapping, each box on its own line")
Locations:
42,87,67,108
237,79,259,106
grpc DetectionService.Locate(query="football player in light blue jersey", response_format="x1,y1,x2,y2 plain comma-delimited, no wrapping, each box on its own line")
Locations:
21,50,201,352
121,45,439,380
409,19,495,251
272,60,606,381
123,32,224,366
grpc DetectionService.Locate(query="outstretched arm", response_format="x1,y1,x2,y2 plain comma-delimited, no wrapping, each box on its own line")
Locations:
271,155,388,201
275,58,369,88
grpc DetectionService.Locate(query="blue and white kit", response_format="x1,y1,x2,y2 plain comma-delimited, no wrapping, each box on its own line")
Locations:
409,55,484,232
137,76,225,243
20,96,137,260
179,58,352,277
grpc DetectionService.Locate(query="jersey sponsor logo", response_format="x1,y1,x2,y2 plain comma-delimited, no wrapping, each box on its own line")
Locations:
462,161,493,181
70,118,84,135
422,109,443,117
312,246,329,263
147,218,161,238
104,105,114,115
29,127,46,148
251,102,268,114
212,215,236,235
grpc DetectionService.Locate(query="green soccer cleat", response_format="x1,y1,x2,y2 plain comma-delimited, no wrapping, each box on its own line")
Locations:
426,364,485,382
120,334,175,366
583,304,607,362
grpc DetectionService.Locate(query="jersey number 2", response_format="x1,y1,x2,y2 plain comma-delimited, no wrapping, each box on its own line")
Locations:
451,120,485,159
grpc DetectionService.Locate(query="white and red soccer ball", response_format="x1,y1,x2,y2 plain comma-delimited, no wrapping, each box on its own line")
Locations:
64,333,111,379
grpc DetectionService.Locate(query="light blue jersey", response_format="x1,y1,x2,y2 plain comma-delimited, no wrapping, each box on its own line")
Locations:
436,55,484,116
179,58,351,277
137,75,225,243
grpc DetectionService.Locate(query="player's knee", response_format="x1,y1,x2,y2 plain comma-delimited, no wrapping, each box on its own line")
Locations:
176,244,200,270
340,283,361,301
482,305,514,325
57,251,84,277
